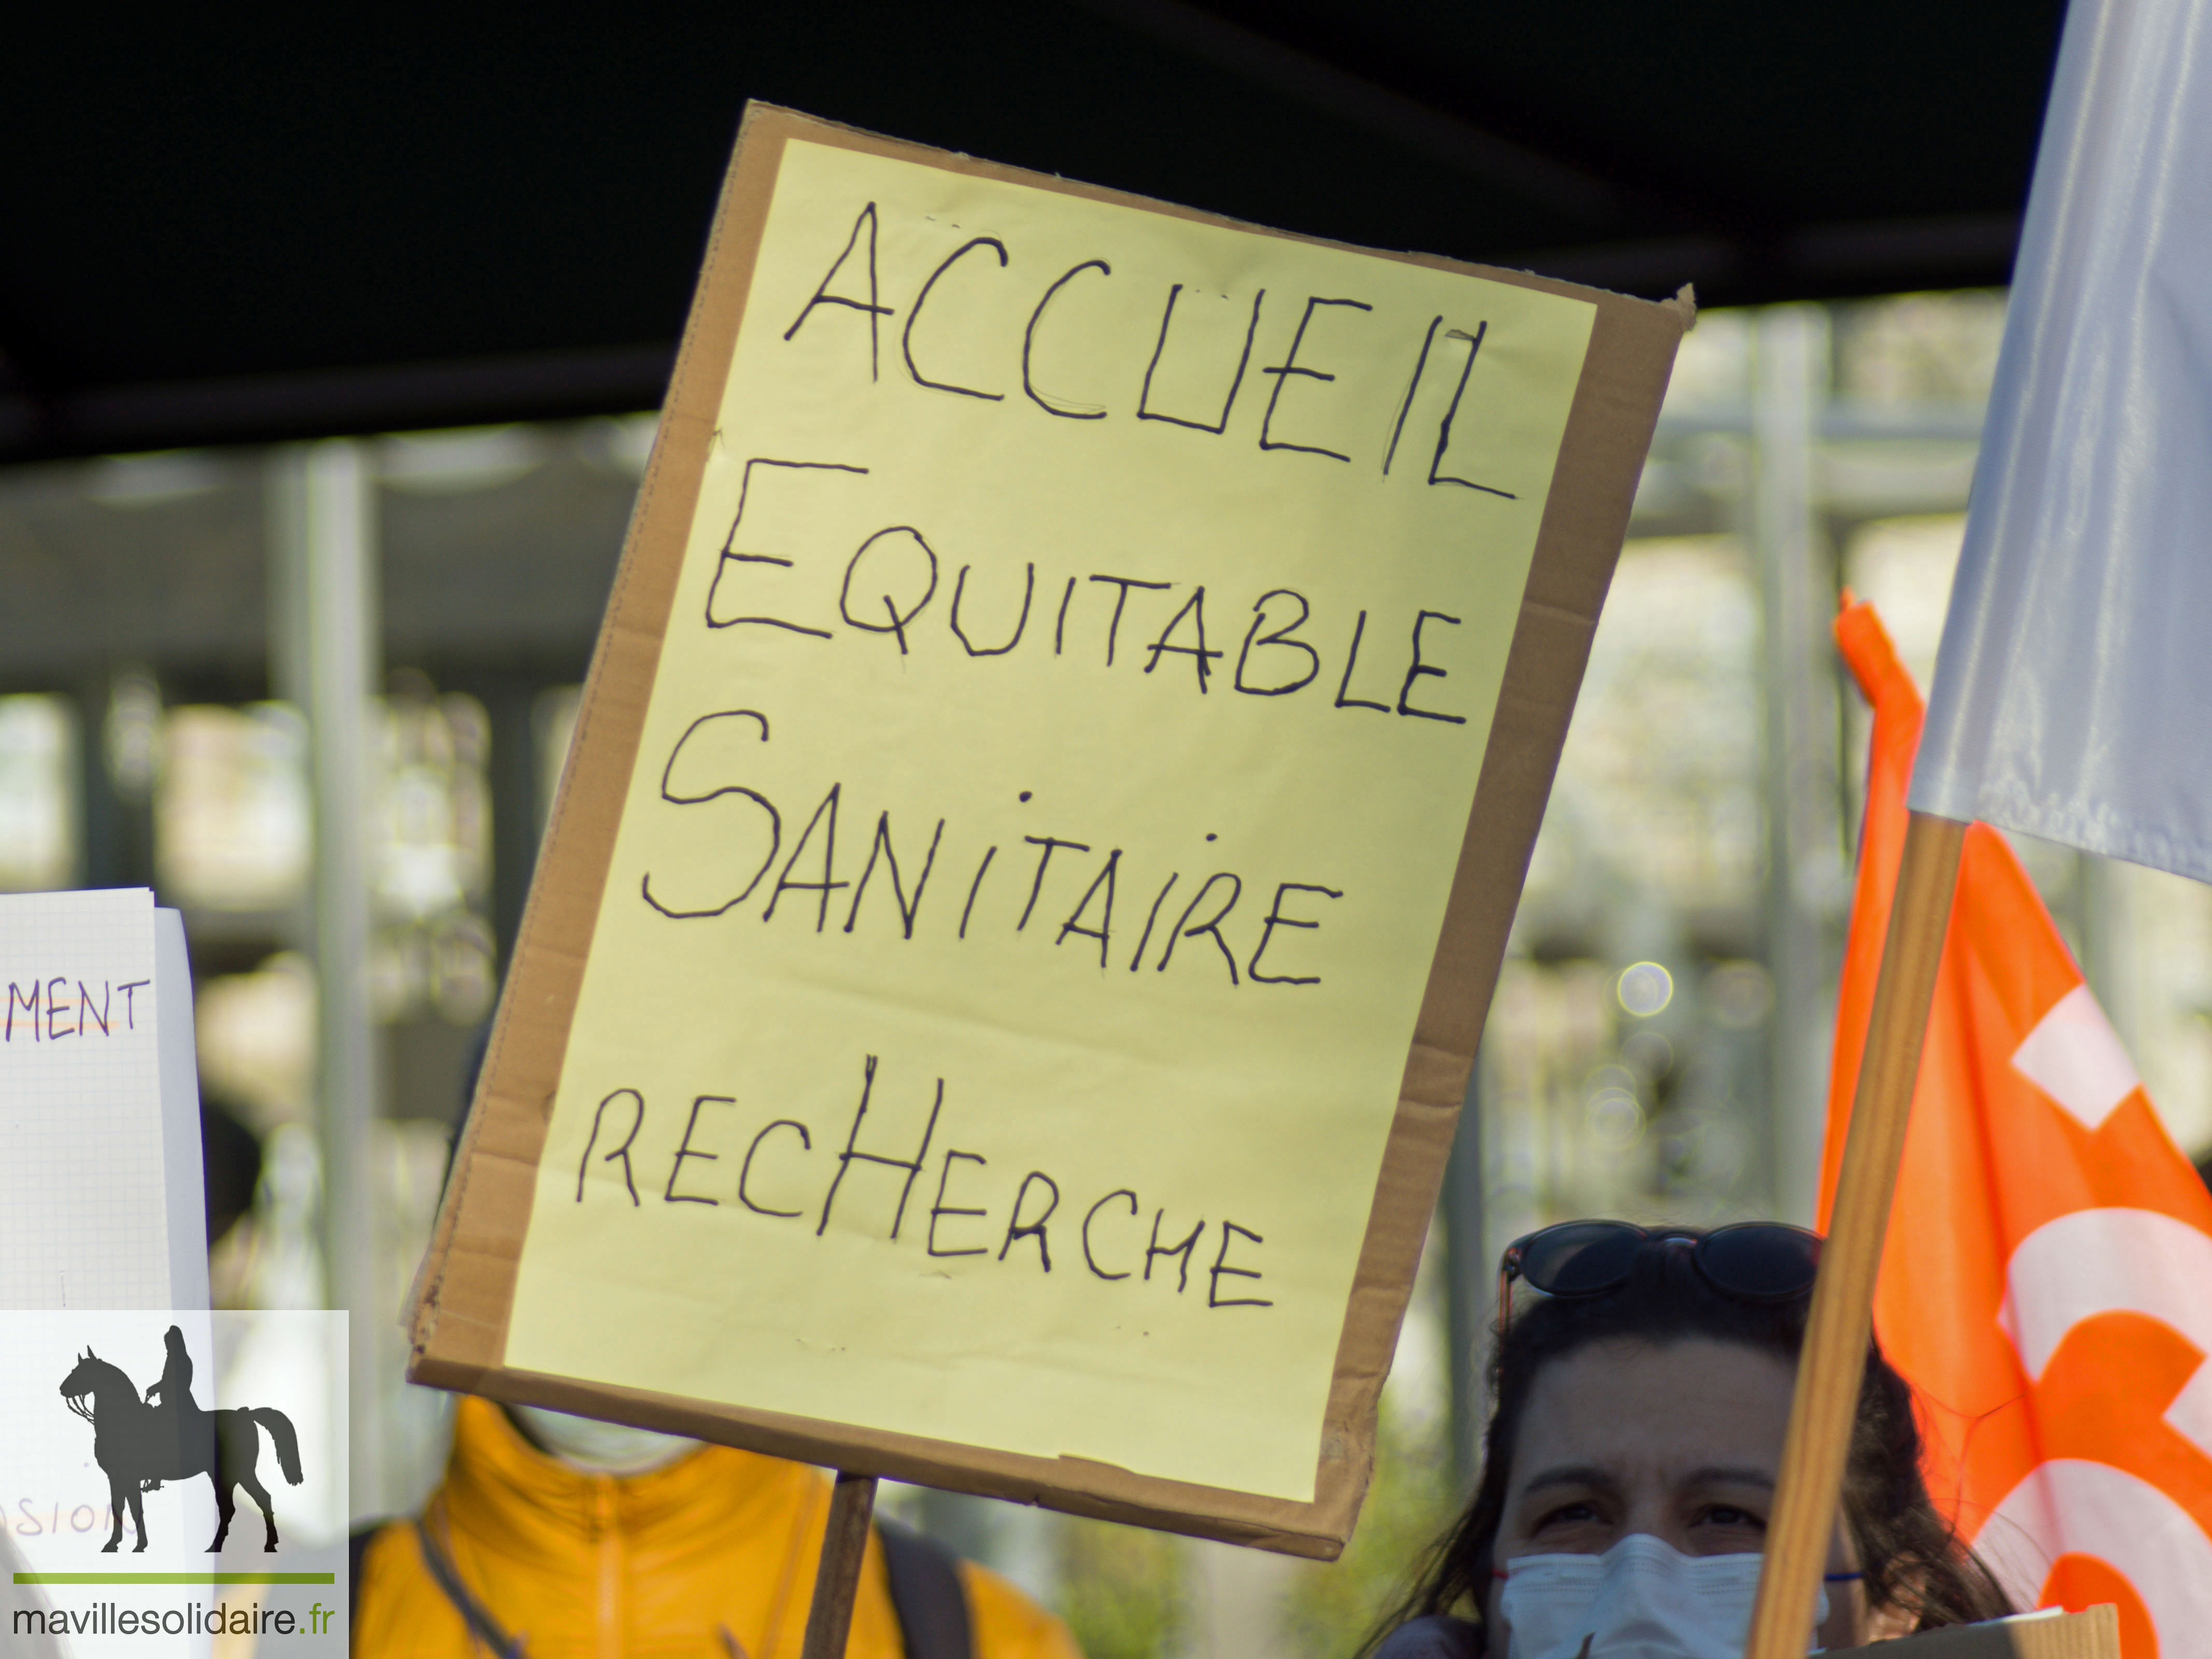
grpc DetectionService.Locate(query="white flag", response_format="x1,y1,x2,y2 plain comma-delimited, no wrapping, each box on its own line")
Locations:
1911,0,2212,881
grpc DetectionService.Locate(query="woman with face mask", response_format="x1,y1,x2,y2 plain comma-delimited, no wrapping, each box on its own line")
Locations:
1369,1222,2014,1659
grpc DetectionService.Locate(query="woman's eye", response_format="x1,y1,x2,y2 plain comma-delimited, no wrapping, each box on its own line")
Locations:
1697,1505,1765,1530
1535,1501,1602,1529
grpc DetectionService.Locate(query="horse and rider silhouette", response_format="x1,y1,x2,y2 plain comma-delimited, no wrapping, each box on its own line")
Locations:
59,1327,303,1554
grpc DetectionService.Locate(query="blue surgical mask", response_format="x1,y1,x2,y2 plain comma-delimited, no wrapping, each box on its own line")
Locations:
1499,1535,1829,1659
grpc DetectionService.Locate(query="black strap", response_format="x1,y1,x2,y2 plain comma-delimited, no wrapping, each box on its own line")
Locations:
348,1522,375,1609
878,1520,973,1659
414,1519,527,1659
347,1521,377,1653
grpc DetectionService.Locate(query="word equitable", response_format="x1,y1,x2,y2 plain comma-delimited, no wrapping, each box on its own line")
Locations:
3,977,151,1044
578,1055,1274,1311
709,455,1478,723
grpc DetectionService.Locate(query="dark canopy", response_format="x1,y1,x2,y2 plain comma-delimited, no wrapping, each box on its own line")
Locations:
2,2,2063,463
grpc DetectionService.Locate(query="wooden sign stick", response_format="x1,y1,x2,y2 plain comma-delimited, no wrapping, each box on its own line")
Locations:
800,1472,880,1659
1743,810,1967,1659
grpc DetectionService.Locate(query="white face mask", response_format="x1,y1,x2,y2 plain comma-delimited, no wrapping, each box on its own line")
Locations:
509,1405,702,1475
1499,1535,1828,1659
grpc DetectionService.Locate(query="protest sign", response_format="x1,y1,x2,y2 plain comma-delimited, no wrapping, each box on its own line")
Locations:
410,104,1686,1555
1,889,208,1311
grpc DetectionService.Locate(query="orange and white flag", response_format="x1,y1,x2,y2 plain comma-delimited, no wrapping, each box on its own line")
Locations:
1824,598,2212,1658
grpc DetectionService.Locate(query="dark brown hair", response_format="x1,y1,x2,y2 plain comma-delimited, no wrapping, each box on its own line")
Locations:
1371,1237,2011,1651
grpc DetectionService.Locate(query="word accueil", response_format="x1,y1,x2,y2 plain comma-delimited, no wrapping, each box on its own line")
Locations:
576,1054,1274,1311
780,201,1515,493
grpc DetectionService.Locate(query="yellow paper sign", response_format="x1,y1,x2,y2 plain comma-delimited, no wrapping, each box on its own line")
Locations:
501,135,1597,1502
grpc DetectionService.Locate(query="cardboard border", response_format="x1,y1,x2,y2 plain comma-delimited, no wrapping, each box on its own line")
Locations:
407,102,1687,1559
1829,1608,2119,1659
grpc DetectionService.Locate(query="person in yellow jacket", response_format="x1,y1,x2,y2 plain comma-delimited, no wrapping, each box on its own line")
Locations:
353,1394,1083,1659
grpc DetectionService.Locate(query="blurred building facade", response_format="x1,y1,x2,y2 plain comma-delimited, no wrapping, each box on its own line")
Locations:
5,292,2210,1657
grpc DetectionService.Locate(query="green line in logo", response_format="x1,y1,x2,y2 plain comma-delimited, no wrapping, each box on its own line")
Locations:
13,1573,336,1585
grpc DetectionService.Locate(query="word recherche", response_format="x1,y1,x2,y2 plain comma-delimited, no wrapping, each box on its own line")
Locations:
575,1055,1274,1312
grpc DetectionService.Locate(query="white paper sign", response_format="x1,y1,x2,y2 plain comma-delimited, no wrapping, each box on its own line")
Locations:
0,890,206,1309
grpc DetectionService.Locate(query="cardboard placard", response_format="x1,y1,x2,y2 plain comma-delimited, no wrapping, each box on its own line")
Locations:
407,103,1686,1557
1830,1607,2119,1658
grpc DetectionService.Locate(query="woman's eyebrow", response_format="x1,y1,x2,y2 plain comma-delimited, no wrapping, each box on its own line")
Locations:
1518,1464,1618,1495
1679,1465,1776,1489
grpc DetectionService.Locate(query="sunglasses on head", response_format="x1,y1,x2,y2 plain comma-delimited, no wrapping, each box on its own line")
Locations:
1497,1220,1822,1325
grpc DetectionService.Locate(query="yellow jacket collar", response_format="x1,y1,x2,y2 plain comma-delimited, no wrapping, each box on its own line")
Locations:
440,1396,821,1568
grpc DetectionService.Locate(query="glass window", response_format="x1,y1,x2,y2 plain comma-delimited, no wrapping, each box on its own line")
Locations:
156,703,312,911
371,680,496,1025
0,694,81,892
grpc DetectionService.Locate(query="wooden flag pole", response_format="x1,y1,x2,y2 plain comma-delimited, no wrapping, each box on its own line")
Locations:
1743,810,1967,1659
800,1472,880,1659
